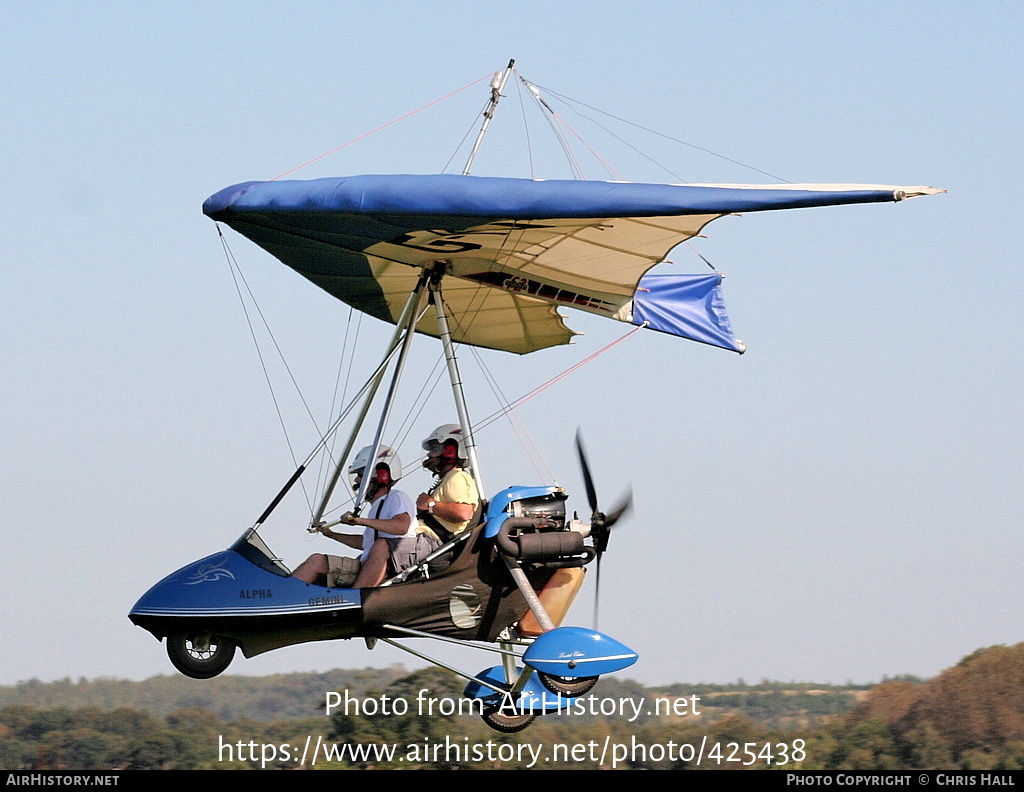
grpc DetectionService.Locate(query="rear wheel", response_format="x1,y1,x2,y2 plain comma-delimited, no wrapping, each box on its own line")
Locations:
481,706,536,733
538,672,599,697
166,633,235,679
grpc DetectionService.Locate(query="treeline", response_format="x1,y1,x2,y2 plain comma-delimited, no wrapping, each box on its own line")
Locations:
0,667,409,722
4,645,1024,769
804,644,1024,770
0,705,329,770
0,669,858,726
0,669,855,770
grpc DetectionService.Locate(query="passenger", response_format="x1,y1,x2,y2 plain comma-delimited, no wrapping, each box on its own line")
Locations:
292,445,439,588
416,424,481,542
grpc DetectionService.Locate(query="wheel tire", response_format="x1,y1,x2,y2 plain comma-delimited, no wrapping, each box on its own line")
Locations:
166,633,235,679
538,672,599,697
481,706,536,734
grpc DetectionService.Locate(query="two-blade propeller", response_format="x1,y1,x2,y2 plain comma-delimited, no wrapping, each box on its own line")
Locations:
575,430,633,630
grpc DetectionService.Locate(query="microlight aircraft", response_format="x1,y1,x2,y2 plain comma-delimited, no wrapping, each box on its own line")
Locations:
129,63,942,732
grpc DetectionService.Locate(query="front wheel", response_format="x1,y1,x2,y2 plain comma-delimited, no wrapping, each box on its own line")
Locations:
481,706,536,734
166,633,235,679
538,672,599,697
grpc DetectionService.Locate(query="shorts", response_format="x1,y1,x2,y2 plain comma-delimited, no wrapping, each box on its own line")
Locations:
324,533,442,587
325,555,361,588
386,532,442,575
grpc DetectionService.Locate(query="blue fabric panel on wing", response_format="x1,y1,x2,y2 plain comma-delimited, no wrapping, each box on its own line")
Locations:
632,274,744,353
203,174,900,221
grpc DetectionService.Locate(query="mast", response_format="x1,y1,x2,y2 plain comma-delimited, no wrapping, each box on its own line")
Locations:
462,59,514,176
428,267,484,498
310,283,426,525
349,271,431,515
322,60,513,515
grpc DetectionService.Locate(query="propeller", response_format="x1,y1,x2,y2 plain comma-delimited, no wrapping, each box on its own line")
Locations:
575,430,633,630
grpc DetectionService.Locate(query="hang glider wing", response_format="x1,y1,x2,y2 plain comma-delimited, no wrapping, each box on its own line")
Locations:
204,174,941,354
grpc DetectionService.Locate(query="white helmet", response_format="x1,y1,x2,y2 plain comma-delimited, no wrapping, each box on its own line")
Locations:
348,445,402,489
421,423,466,460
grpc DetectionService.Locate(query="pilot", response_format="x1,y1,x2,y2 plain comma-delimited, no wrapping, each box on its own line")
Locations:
416,424,480,541
292,445,438,588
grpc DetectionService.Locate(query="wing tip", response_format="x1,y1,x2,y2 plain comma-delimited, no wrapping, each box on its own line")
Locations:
894,186,946,201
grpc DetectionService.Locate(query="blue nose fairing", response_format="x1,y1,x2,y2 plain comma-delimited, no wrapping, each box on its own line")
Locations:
129,547,362,657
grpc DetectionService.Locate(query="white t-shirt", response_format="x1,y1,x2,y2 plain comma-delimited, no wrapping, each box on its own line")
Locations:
359,489,416,561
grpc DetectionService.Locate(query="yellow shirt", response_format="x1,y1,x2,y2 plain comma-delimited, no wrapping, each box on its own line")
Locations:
422,468,480,536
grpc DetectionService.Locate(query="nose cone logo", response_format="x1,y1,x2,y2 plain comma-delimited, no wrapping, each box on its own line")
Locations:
184,558,235,585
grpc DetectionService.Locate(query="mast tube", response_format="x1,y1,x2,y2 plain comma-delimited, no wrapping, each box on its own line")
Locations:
245,284,425,535
462,59,514,176
351,272,430,514
311,286,426,525
429,277,484,497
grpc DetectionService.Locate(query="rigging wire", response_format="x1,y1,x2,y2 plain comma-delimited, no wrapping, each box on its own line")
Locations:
529,81,792,184
272,72,493,181
587,118,680,180
469,346,557,484
314,306,360,502
528,84,679,182
513,71,536,180
318,307,433,523
519,75,730,271
413,275,558,483
217,231,327,438
441,112,482,175
472,324,645,434
550,109,624,181
217,226,313,510
391,351,448,454
520,77,586,179
308,302,433,522
685,240,720,272
519,76,622,181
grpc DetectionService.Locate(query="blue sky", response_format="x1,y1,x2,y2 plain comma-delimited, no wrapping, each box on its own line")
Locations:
2,1,1021,688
